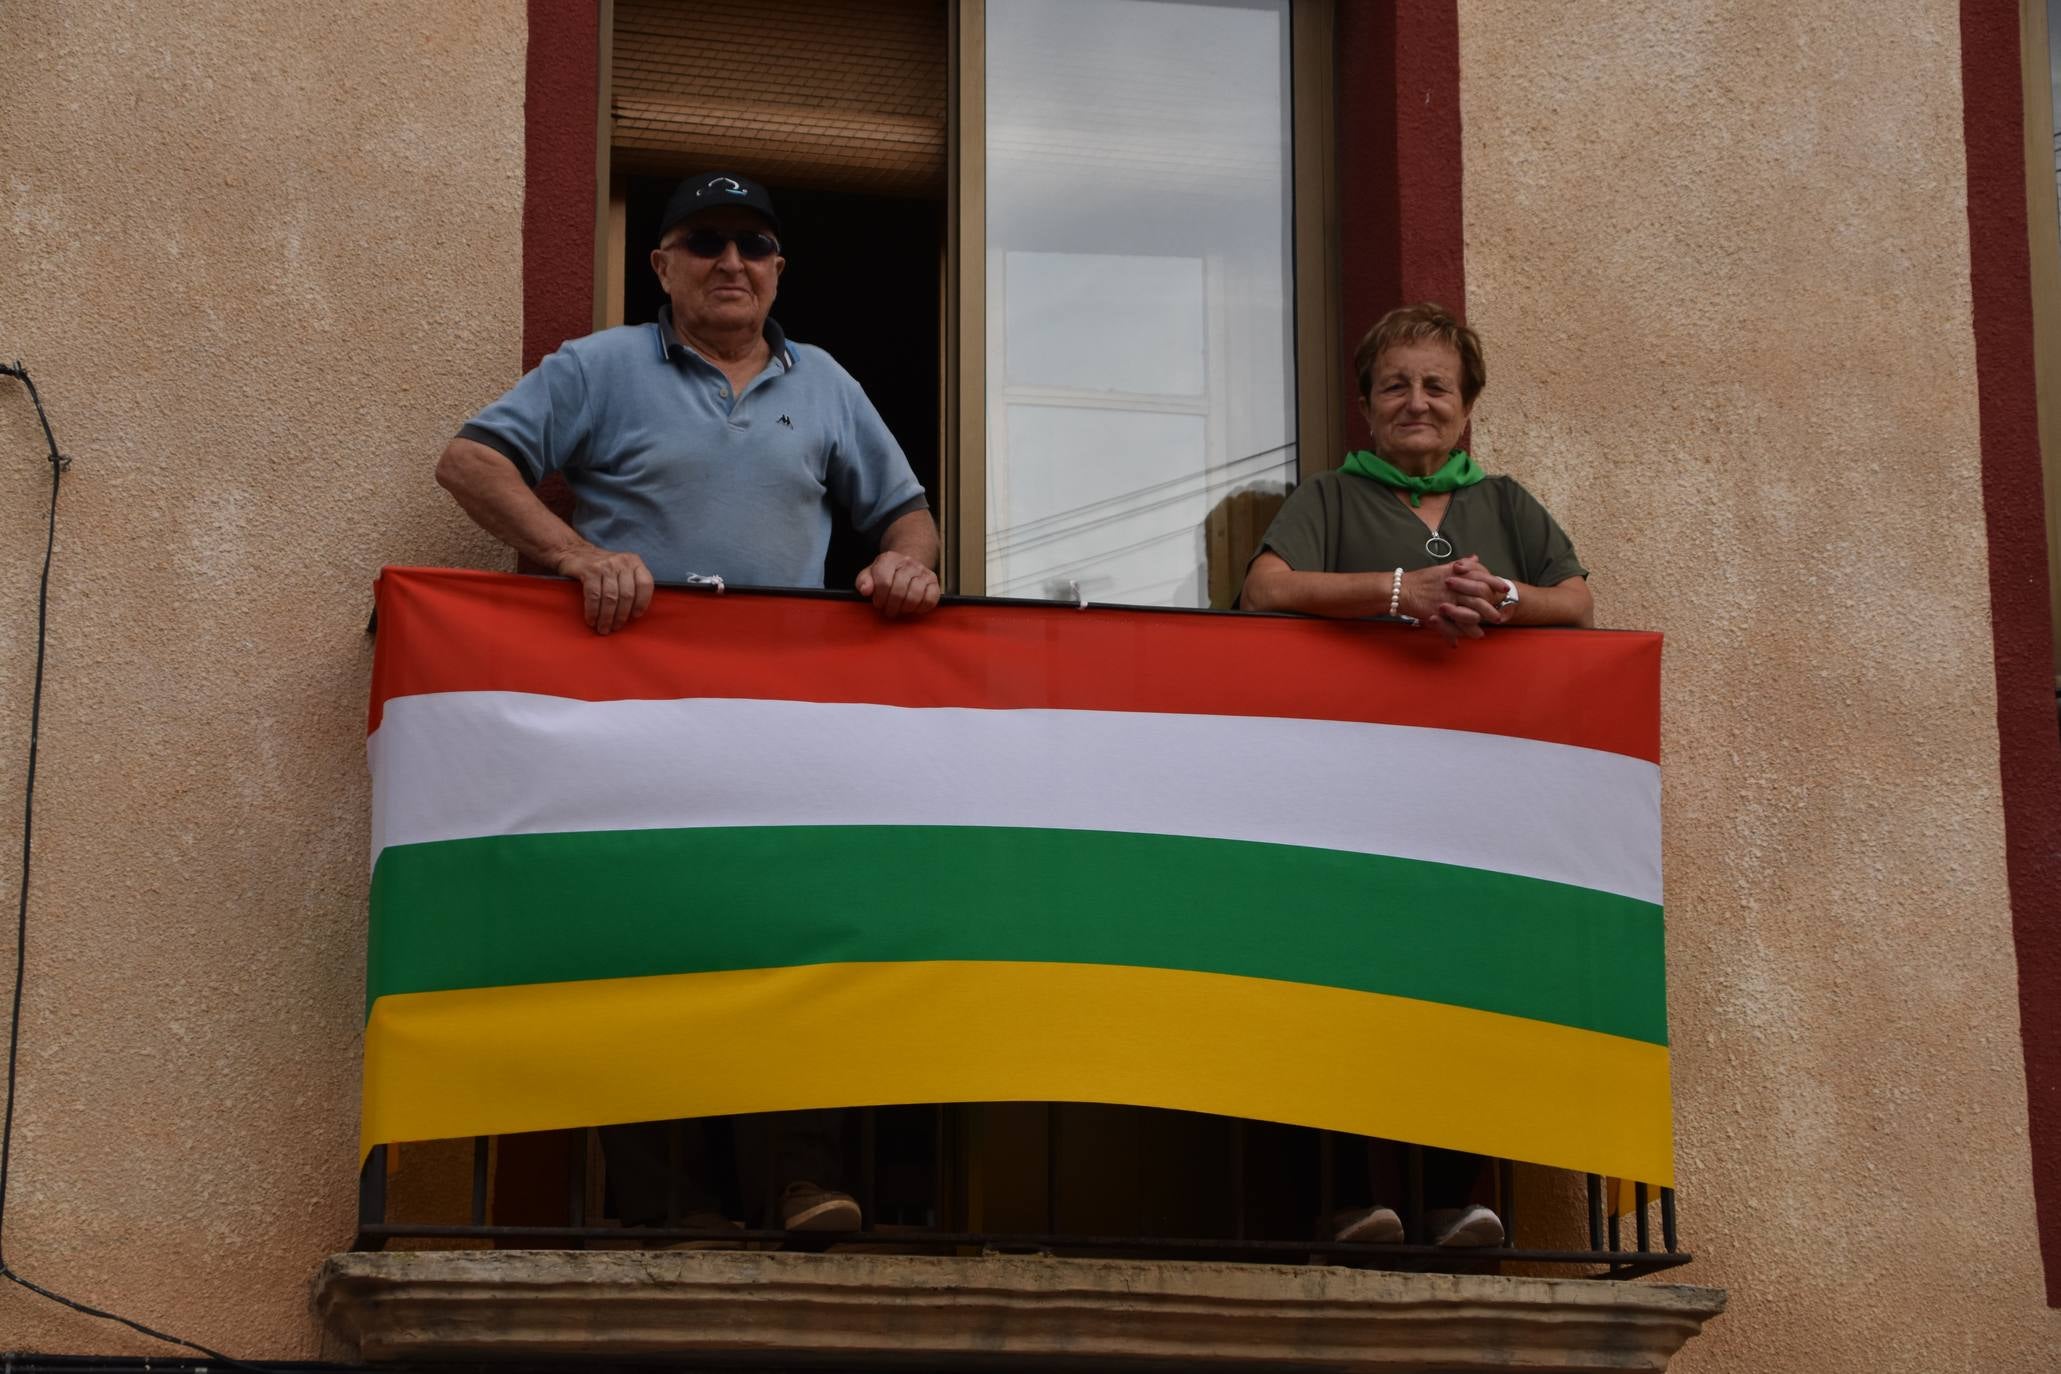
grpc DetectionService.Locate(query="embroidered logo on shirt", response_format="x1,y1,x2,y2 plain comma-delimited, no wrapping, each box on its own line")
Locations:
777,414,794,428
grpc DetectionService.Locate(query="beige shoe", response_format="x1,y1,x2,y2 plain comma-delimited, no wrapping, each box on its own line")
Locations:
1330,1204,1404,1244
779,1181,862,1232
1427,1204,1504,1247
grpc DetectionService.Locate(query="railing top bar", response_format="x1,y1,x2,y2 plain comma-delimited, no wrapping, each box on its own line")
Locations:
355,1222,1690,1272
368,568,1671,629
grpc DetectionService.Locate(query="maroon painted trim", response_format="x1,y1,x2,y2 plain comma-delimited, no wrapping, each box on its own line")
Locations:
520,0,601,533
523,0,600,372
1336,0,1466,434
1959,0,2061,1305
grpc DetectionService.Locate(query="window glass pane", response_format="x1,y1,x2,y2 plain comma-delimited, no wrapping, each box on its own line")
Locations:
985,0,1296,607
2050,0,2060,233
1004,252,1206,394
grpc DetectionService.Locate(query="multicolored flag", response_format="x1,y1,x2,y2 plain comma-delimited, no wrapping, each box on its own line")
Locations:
363,566,1671,1185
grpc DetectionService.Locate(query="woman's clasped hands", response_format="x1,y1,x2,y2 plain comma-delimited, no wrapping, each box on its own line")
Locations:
1398,554,1514,644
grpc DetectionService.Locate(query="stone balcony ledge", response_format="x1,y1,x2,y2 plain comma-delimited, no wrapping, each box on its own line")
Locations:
314,1249,1725,1370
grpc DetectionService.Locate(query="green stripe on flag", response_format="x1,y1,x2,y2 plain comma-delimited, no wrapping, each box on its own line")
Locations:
369,825,1667,1045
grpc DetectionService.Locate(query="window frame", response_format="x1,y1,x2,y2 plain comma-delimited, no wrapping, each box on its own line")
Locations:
584,0,1346,603
2023,0,2061,681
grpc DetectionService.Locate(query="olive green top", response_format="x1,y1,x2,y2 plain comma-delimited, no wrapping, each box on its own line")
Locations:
1254,470,1588,586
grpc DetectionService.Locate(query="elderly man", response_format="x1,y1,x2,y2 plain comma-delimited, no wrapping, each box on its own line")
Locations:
436,170,941,629
435,172,936,1236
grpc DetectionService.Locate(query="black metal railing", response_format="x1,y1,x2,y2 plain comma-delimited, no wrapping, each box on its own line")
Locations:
354,1108,1688,1280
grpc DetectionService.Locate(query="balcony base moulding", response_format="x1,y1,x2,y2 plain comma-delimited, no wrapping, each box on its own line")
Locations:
314,1249,1726,1370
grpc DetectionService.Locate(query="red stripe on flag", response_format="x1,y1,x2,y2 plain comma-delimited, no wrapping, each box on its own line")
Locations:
370,567,1662,762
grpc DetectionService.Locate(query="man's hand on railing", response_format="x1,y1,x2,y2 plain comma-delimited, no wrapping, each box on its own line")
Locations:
856,549,942,620
856,508,944,620
553,544,656,635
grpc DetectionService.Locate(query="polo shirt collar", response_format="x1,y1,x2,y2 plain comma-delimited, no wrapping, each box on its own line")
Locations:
654,306,796,371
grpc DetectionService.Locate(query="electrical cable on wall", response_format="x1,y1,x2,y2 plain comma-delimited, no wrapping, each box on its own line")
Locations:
0,363,275,1372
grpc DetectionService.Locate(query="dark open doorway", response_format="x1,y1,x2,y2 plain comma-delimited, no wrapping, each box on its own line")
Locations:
624,177,944,591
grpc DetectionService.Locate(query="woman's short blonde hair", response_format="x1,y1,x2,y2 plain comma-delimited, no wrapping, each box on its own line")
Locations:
1353,303,1487,405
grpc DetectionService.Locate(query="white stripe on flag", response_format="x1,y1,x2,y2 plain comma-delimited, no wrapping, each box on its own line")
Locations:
369,692,1662,904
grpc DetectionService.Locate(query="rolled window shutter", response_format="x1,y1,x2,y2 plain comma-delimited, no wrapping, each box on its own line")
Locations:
612,0,947,196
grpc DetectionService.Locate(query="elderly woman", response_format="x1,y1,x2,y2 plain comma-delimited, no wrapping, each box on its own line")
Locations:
1242,303,1590,639
1243,304,1591,1248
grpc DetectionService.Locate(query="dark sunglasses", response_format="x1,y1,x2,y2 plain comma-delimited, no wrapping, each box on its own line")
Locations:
670,228,782,261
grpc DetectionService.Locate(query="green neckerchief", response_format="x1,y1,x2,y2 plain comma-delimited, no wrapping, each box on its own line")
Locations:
1339,449,1484,506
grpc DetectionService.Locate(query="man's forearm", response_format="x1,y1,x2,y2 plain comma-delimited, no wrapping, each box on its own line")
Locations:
435,438,589,570
877,507,941,569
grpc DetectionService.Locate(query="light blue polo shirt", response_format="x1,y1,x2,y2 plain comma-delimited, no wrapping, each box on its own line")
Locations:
458,309,929,587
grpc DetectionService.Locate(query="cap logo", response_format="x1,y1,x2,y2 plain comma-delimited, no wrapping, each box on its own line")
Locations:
698,176,747,199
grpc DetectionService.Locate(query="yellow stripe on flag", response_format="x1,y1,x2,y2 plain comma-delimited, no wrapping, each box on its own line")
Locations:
362,960,1674,1186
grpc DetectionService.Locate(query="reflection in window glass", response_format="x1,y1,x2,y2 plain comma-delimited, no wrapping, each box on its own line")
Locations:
2050,0,2060,232
996,407,1210,604
985,0,1296,607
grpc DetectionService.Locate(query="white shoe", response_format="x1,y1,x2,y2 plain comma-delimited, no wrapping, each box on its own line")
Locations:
779,1181,862,1232
1330,1204,1404,1244
1427,1204,1504,1247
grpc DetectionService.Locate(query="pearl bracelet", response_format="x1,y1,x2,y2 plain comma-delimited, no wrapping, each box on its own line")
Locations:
1390,566,1403,618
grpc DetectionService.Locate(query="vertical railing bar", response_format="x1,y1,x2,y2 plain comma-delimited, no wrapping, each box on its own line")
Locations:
1635,1182,1651,1253
860,1108,879,1229
1046,1103,1062,1235
1230,1118,1247,1242
1586,1173,1603,1253
933,1104,950,1231
470,1137,489,1227
1133,1111,1154,1241
568,1129,588,1245
356,1144,389,1250
1607,1201,1621,1254
1316,1132,1335,1242
1661,1186,1678,1253
1403,1143,1424,1246
665,1120,683,1226
1497,1157,1516,1249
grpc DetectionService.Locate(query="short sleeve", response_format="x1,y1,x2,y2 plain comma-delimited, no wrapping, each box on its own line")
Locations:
1501,479,1588,587
827,375,928,535
1253,477,1335,572
456,346,593,486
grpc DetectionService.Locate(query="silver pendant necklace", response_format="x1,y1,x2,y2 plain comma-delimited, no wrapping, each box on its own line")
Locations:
1413,488,1457,559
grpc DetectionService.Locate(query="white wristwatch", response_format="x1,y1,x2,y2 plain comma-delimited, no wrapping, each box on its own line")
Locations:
1497,580,1521,611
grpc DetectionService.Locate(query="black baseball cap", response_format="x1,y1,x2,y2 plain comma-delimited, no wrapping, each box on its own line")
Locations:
660,172,782,238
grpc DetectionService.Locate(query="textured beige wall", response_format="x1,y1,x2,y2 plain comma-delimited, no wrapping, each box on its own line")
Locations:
1461,1,2060,1368
0,1,520,1356
4,0,2058,1365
